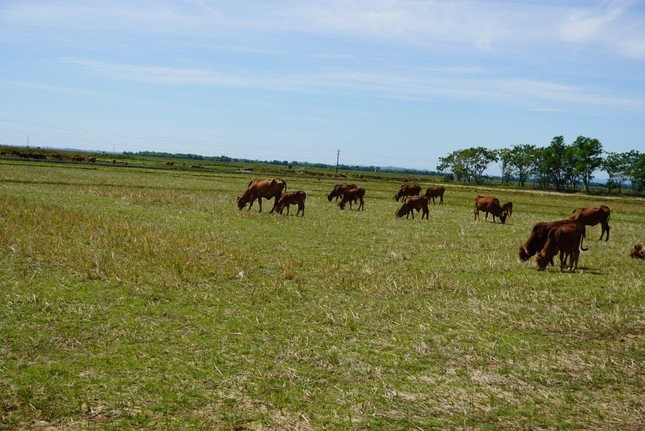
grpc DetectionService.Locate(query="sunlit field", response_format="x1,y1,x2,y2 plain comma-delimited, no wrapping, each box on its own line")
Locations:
1,160,643,430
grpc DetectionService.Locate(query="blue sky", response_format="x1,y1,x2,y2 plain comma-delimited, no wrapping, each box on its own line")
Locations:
1,1,644,171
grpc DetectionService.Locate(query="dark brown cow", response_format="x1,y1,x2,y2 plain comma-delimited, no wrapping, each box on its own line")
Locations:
237,178,287,213
535,222,587,271
276,191,306,216
630,244,644,259
474,195,511,224
327,184,357,202
424,186,445,205
395,196,429,219
338,187,365,211
568,205,611,241
394,184,421,202
519,219,572,262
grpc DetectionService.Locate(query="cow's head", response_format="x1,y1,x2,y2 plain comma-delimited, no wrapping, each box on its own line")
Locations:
519,246,530,262
237,196,246,210
499,211,509,224
535,252,549,270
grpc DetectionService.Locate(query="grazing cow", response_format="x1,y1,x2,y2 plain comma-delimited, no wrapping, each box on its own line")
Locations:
338,187,365,211
519,219,572,262
630,244,644,259
276,190,306,216
474,195,511,224
424,186,445,205
535,222,587,271
394,184,421,202
237,178,287,213
72,155,85,162
395,196,429,219
568,205,611,241
327,184,357,202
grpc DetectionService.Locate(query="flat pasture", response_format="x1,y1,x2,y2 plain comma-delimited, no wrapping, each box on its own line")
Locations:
1,161,643,430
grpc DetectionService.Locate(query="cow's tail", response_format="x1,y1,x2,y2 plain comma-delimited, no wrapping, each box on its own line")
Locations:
580,227,589,251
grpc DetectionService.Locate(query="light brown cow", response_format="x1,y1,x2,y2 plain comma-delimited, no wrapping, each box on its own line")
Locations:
327,184,357,202
394,184,421,202
568,205,611,241
424,186,445,205
276,190,306,216
237,178,287,213
338,187,365,211
535,222,587,271
395,196,429,219
474,195,511,224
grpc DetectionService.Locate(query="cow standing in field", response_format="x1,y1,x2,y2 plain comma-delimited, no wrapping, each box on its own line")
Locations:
474,195,512,224
276,191,306,216
535,222,587,271
338,187,365,211
424,186,445,205
519,219,572,263
568,205,611,241
237,178,287,213
394,184,421,202
395,196,429,219
327,184,357,202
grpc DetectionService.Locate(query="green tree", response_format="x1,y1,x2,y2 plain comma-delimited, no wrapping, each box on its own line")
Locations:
508,144,535,188
603,152,630,194
544,136,567,191
624,150,644,194
571,136,603,193
437,147,497,184
497,148,513,185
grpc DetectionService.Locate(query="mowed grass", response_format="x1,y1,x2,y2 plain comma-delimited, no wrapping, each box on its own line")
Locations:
0,161,643,430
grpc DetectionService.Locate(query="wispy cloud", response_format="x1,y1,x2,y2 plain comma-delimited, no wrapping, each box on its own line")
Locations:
60,57,644,111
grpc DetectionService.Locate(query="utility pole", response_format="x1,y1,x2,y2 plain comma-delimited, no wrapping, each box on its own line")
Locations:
336,149,340,173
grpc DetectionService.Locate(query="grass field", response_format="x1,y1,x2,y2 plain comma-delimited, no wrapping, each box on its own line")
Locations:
1,160,643,430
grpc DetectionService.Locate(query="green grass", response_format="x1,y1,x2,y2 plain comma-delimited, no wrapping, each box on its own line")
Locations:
1,161,643,430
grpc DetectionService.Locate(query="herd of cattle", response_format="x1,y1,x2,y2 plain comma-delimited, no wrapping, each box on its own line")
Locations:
236,178,638,272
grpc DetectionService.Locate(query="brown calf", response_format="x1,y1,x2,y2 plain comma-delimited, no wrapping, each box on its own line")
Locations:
535,222,587,271
424,186,445,205
338,187,365,211
276,191,306,216
395,196,429,219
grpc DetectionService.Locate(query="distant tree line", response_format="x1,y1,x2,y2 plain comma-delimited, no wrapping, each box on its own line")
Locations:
437,136,644,194
124,150,438,176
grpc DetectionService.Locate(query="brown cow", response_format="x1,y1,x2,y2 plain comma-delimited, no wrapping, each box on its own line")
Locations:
394,184,421,202
237,178,287,213
395,196,429,219
519,219,572,262
630,244,644,259
276,190,306,216
424,186,445,205
474,195,511,224
535,222,587,271
568,205,611,241
327,184,357,202
338,187,365,211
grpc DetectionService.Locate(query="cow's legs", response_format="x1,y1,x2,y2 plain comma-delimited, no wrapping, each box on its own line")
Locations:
248,198,255,211
269,195,278,213
600,223,610,241
257,198,262,212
